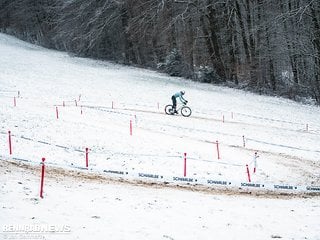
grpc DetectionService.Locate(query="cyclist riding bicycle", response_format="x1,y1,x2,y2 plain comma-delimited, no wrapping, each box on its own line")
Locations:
171,90,188,113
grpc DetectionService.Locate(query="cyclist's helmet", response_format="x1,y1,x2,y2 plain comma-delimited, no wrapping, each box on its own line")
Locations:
180,90,185,95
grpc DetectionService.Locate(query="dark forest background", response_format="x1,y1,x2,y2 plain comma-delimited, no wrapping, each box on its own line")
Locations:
1,0,320,104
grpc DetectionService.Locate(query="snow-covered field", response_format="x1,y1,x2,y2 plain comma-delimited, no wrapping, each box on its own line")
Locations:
0,33,319,239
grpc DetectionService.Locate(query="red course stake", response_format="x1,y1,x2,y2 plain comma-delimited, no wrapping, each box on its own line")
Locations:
242,135,246,147
183,153,187,177
246,164,251,182
216,140,220,159
56,106,59,119
85,148,89,168
130,120,133,136
253,152,259,173
40,158,46,198
8,131,12,155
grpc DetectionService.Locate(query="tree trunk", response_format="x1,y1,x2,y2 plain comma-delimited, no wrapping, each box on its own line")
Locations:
206,4,226,79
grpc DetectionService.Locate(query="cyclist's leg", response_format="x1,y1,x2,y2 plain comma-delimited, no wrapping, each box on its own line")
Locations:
171,96,177,112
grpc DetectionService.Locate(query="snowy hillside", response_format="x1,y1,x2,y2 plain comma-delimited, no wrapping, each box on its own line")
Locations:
0,33,319,240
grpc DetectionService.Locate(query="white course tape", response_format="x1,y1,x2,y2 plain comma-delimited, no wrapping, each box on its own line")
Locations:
2,156,319,194
104,168,320,194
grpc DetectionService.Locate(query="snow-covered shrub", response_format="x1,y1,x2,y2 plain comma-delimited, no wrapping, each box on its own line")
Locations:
157,48,191,78
195,66,223,83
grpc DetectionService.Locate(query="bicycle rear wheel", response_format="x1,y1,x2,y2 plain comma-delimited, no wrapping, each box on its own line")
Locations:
165,104,174,115
181,106,192,117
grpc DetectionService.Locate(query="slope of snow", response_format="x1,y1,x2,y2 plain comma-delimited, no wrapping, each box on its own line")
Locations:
0,33,319,239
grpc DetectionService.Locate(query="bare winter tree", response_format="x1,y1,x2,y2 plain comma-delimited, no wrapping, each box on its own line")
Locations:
53,0,125,60
0,0,61,47
0,0,320,103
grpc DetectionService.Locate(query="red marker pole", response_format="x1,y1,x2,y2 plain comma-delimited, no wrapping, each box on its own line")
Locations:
40,158,46,198
56,106,59,119
85,148,89,168
253,152,259,173
216,140,220,159
130,120,133,136
242,135,246,148
246,164,251,182
8,131,12,155
183,153,187,177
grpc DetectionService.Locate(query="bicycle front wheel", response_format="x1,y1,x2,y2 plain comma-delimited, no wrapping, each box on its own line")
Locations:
181,106,192,117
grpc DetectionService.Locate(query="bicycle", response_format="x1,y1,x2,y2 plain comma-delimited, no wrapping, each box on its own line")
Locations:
164,102,192,117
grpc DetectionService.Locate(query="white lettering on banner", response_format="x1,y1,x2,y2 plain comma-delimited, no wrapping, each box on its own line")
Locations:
306,186,320,191
138,173,160,179
274,185,296,190
173,177,194,182
207,180,229,186
241,183,263,188
103,170,126,175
